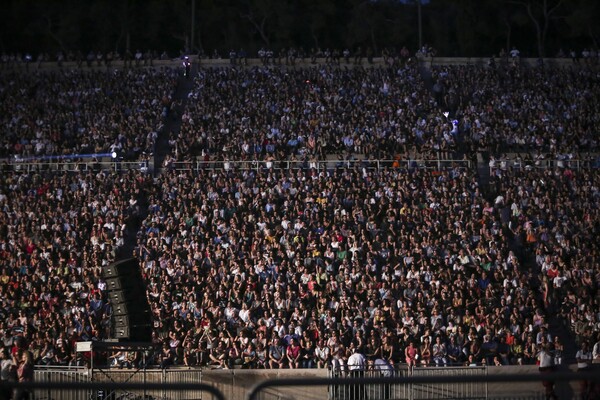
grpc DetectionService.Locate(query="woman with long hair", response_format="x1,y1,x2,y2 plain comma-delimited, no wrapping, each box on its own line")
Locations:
13,350,34,400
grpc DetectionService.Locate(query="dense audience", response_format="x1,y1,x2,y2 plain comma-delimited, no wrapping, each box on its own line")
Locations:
131,165,598,370
173,63,461,165
0,68,176,160
0,169,151,366
0,57,599,373
489,164,600,344
431,63,600,154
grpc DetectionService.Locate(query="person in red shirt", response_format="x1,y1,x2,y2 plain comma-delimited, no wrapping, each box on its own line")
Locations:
286,338,302,369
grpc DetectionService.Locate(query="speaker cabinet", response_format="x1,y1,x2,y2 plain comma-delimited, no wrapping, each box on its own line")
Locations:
103,258,152,342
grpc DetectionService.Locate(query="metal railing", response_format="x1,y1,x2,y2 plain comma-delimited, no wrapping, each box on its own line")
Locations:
33,366,90,400
3,160,149,173
7,367,600,400
167,158,472,172
489,157,600,172
248,370,600,400
33,366,204,400
327,365,486,400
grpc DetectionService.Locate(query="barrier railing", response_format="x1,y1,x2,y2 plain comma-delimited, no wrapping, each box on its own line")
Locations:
327,365,486,400
3,160,149,173
8,367,600,400
1,381,225,400
168,158,472,172
248,370,600,400
489,157,600,172
33,367,204,400
33,366,90,400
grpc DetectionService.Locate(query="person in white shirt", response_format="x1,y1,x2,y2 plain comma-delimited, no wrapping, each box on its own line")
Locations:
576,341,593,399
592,336,600,362
347,347,367,400
537,344,557,400
314,339,330,369
347,347,366,372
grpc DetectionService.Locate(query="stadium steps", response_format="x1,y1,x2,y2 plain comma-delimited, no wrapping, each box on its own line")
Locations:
153,63,197,175
476,152,492,199
417,59,434,92
116,180,150,261
549,314,579,365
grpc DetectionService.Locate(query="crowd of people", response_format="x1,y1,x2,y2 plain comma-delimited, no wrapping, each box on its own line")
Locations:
173,62,466,168
133,164,599,370
430,63,600,155
0,168,150,368
0,52,599,376
1,161,597,371
0,68,176,160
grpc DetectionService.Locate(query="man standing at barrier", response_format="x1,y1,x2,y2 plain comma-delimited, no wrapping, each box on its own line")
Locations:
347,347,366,400
537,343,557,400
576,341,593,400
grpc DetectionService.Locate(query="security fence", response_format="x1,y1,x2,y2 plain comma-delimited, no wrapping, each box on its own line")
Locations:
33,366,90,400
326,365,486,400
249,369,600,400
32,367,205,400
8,366,600,400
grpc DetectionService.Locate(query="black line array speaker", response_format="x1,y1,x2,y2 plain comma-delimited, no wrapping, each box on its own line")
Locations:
102,258,152,342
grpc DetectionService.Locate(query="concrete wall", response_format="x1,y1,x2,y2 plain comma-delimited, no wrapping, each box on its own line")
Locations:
201,368,329,400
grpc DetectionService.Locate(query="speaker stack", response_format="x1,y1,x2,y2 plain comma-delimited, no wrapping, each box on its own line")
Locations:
102,258,152,342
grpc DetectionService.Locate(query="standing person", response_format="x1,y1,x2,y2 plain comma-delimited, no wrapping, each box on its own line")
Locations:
592,333,600,363
405,341,418,371
13,350,34,400
576,341,593,400
537,344,557,400
1,348,16,400
347,347,366,400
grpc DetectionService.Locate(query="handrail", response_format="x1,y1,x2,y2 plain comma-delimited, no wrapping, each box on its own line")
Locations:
246,370,600,400
0,381,225,400
489,158,599,171
3,160,149,173
167,158,472,171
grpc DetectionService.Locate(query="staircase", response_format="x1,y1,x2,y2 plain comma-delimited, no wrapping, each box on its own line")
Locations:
152,62,197,175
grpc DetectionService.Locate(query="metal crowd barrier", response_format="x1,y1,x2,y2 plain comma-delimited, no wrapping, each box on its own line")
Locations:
32,367,205,400
326,365,486,400
7,367,600,400
33,366,91,400
248,370,600,400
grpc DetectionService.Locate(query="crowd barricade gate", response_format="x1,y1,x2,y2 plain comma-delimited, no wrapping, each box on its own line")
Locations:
33,366,206,400
33,366,91,400
326,365,486,400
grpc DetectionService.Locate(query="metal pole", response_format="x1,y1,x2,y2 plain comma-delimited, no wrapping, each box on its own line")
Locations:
191,0,196,54
417,0,422,51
